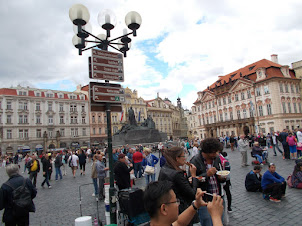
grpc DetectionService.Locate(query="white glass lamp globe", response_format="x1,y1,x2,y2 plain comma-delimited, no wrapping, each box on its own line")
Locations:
69,4,90,25
125,11,142,36
97,9,117,29
72,35,86,48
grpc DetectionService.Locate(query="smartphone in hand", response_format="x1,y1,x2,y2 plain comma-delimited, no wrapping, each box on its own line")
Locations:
202,193,214,202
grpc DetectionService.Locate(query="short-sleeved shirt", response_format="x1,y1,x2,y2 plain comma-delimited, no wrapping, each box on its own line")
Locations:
69,155,79,166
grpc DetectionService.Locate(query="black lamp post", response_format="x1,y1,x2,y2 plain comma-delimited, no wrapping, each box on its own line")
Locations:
69,4,142,56
69,4,142,224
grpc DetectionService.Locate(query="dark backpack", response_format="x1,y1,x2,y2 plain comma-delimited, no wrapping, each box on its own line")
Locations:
5,179,32,216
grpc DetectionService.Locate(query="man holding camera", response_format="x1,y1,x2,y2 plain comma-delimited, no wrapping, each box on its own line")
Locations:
144,181,223,226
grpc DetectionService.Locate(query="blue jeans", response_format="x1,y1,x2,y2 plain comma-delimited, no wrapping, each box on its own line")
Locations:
145,173,155,185
198,206,213,226
254,154,263,163
55,167,63,180
92,178,98,195
198,198,225,226
272,144,283,155
134,162,142,178
42,171,50,187
267,142,271,148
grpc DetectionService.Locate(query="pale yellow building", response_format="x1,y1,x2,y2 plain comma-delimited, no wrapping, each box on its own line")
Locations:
145,96,173,138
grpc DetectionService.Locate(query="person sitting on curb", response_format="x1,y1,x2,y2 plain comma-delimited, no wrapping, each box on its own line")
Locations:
261,163,286,202
252,142,267,165
144,181,223,226
245,165,262,192
291,162,302,189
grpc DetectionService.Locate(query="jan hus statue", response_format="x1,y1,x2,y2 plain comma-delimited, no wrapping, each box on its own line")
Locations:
128,107,137,126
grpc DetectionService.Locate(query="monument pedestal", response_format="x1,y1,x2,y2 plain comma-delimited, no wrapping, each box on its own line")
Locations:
113,128,165,146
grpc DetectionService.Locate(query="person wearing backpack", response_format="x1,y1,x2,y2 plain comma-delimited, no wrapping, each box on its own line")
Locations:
286,132,297,160
0,164,37,226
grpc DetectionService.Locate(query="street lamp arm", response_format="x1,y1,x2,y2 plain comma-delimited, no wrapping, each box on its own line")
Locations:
108,43,127,57
109,32,134,42
82,29,103,41
85,40,102,44
108,43,123,53
82,44,100,52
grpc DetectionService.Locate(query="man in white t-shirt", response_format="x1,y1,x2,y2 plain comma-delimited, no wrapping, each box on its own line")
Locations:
87,148,92,162
68,151,79,178
158,142,163,152
297,128,302,143
192,143,199,157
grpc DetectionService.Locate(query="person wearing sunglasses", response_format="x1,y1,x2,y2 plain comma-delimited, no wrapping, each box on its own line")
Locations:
144,181,223,226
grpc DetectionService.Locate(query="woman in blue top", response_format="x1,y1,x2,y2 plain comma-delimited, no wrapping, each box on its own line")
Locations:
142,148,159,185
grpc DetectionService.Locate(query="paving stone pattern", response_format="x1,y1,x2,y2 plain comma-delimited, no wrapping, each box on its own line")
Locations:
0,146,301,225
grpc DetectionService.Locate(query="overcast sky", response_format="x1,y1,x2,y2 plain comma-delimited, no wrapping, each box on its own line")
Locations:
1,0,302,109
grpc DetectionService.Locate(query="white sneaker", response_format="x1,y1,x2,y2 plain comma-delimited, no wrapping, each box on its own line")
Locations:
92,193,95,197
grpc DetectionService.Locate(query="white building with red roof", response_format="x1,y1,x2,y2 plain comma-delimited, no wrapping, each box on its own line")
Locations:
189,55,302,139
0,85,90,154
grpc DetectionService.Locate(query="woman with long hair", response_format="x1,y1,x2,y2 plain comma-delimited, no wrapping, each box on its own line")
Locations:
292,162,302,189
158,146,198,224
78,149,87,175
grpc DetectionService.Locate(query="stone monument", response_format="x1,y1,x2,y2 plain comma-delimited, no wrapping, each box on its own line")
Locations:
112,108,166,146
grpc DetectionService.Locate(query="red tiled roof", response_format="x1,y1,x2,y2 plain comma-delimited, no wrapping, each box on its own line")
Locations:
206,59,296,91
28,90,35,97
0,88,88,101
0,88,17,95
81,85,89,91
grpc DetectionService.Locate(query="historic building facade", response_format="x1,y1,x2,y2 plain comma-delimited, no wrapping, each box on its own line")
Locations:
292,60,302,99
121,88,148,130
0,86,90,154
190,55,302,139
145,94,188,139
145,96,173,138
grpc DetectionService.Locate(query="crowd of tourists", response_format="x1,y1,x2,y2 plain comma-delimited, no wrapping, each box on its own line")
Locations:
1,127,302,225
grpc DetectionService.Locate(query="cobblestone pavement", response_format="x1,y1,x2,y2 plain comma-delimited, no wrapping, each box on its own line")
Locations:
0,146,301,225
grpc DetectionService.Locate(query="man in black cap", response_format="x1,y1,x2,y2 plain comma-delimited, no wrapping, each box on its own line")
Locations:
114,154,133,190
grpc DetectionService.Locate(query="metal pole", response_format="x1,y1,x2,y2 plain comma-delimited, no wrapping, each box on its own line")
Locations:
106,102,117,224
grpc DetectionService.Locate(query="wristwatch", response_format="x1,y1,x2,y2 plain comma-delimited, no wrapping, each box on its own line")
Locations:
191,200,198,211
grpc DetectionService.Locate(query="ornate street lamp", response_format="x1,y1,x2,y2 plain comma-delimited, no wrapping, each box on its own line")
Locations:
69,4,142,56
69,4,142,225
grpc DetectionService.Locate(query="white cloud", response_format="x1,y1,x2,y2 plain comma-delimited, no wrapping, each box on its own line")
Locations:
0,0,301,109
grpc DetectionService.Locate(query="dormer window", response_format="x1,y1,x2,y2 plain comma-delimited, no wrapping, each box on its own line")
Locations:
256,68,266,81
281,66,290,78
46,93,54,98
35,92,41,97
18,91,27,96
69,94,77,99
58,93,64,98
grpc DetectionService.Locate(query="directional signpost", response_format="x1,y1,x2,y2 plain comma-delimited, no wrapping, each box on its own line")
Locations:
89,82,124,112
89,49,124,82
88,49,125,223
